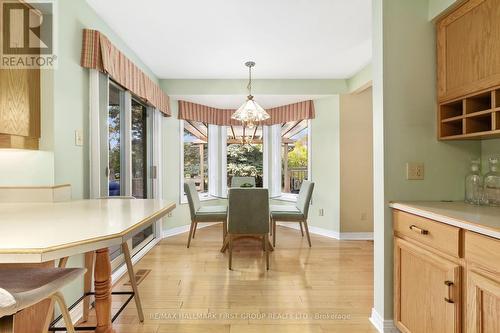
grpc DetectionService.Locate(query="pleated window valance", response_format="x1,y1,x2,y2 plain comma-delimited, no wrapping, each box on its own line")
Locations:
178,100,315,126
80,29,170,116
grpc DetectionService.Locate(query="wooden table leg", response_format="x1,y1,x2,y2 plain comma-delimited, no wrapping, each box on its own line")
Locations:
83,251,95,322
94,248,114,333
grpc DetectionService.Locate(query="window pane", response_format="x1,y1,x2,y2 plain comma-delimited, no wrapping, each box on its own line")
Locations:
282,120,309,193
108,84,122,196
183,121,209,193
132,99,148,198
226,125,263,187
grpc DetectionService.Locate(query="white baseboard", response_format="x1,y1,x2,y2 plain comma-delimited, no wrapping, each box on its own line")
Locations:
161,222,218,238
369,308,400,333
276,222,373,240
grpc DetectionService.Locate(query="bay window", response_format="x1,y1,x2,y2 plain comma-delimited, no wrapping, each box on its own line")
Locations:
281,120,310,194
182,120,209,195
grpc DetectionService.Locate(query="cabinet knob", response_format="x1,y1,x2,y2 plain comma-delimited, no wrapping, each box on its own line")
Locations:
409,225,429,235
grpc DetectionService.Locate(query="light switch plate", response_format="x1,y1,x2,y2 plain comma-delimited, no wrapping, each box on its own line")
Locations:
75,130,83,146
406,162,424,180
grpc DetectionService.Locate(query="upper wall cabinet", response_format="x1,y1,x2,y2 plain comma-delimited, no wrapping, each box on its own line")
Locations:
437,0,500,140
0,68,41,149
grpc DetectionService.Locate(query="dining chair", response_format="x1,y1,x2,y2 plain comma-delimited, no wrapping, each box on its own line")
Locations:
184,180,227,248
270,180,315,247
222,188,270,270
0,267,86,333
230,176,256,188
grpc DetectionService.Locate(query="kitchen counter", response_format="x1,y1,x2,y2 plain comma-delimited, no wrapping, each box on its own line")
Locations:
389,201,500,239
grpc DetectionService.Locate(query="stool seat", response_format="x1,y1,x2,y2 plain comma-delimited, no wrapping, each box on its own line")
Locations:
0,268,85,318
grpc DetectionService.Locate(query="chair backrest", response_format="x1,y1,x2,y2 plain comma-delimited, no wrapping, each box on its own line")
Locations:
184,180,201,219
230,176,256,188
295,181,314,218
227,188,269,234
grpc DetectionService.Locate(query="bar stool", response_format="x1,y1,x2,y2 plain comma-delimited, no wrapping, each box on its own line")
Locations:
0,267,85,333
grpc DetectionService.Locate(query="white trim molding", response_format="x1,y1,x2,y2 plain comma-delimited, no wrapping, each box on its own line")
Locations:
277,222,373,240
369,308,400,333
162,222,219,239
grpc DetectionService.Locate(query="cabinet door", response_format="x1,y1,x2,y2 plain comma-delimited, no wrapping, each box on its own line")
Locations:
394,238,461,333
466,270,500,333
437,0,500,102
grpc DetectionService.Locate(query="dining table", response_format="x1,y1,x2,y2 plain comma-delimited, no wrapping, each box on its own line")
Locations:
0,198,175,333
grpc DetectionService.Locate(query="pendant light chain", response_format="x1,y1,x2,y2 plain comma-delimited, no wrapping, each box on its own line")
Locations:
247,64,252,97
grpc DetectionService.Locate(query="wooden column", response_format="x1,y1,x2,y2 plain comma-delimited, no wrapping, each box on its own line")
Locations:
94,248,114,333
199,144,205,192
283,143,290,193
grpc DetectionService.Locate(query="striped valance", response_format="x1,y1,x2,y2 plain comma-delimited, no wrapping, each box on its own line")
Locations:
178,100,315,126
80,29,170,116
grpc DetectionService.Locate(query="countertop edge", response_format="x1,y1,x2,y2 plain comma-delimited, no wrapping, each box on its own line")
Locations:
389,202,500,240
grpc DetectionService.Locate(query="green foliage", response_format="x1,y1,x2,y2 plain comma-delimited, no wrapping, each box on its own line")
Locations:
287,138,308,168
184,143,208,177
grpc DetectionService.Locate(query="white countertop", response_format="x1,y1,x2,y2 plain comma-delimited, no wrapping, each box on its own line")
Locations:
0,199,176,263
390,201,500,239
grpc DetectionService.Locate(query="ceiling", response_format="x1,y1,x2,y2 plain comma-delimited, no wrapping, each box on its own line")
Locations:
86,0,372,79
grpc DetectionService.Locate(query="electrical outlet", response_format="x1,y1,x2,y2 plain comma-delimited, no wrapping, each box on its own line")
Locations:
319,208,324,216
167,212,173,217
406,162,424,180
75,130,83,146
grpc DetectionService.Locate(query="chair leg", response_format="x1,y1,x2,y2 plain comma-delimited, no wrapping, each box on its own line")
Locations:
272,220,277,247
303,220,312,247
299,222,304,237
187,221,195,248
264,235,269,270
0,315,14,333
269,219,273,236
228,235,233,270
51,292,75,333
192,222,197,239
222,221,227,239
122,242,145,322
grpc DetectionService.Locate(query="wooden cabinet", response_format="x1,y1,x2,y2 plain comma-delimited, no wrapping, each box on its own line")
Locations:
393,211,500,333
437,0,500,140
394,238,461,333
466,270,500,333
0,66,41,149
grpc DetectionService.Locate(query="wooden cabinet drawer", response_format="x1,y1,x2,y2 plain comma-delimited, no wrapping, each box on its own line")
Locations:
393,210,460,257
465,231,500,273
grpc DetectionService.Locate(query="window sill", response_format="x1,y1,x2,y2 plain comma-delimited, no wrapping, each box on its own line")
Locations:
180,194,220,205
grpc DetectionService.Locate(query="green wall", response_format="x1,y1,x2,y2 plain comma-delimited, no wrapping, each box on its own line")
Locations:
373,0,481,320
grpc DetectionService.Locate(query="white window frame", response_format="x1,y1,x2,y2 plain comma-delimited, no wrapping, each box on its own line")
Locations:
274,119,312,202
179,120,218,204
88,69,163,266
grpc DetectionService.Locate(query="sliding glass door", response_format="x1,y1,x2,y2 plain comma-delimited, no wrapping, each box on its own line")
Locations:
102,80,157,269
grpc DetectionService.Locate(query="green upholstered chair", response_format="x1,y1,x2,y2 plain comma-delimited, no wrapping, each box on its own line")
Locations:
230,176,256,188
184,180,227,248
270,180,315,247
223,188,270,270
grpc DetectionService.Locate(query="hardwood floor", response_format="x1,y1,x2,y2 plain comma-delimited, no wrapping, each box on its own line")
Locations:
83,224,376,333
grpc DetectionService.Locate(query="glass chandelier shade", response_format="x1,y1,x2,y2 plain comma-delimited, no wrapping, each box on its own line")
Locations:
231,61,270,129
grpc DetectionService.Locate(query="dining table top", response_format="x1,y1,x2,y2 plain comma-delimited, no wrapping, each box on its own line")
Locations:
0,199,175,263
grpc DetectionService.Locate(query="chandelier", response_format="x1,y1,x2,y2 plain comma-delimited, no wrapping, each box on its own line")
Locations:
231,61,270,129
